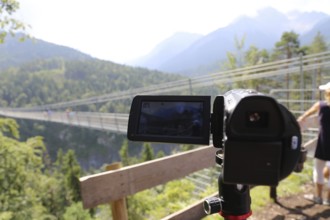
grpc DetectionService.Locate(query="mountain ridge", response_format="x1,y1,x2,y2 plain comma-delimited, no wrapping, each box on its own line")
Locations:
0,34,93,70
129,32,203,70
129,7,330,75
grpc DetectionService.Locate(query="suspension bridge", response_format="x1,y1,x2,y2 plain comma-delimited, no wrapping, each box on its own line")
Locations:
0,50,329,135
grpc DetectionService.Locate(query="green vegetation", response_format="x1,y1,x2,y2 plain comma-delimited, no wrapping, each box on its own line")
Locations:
0,119,204,219
0,0,29,43
126,179,196,220
0,59,183,108
0,2,328,218
0,118,87,219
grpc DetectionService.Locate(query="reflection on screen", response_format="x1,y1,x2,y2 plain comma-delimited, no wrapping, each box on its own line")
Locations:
138,101,204,138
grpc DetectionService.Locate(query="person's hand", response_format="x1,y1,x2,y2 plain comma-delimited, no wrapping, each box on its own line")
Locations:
297,116,305,122
297,116,306,131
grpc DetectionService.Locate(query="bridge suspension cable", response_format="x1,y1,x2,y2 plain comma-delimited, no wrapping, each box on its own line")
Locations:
7,50,330,111
0,51,329,135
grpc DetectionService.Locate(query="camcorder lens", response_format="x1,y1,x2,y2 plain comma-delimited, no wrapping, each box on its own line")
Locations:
245,111,268,128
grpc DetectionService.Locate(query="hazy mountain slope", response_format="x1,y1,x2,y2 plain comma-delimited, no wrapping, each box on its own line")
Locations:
159,15,278,74
287,10,329,34
301,17,330,45
129,32,203,70
0,34,92,69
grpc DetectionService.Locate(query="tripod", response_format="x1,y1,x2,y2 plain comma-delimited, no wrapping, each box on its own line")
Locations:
204,150,252,220
204,173,252,220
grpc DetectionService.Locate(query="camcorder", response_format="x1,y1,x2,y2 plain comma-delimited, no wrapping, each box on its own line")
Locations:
127,89,305,219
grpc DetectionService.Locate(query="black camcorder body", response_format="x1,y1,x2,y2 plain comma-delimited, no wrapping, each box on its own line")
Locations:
217,89,301,186
127,89,302,186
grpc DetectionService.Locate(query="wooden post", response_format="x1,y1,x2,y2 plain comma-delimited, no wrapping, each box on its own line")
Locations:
106,162,128,220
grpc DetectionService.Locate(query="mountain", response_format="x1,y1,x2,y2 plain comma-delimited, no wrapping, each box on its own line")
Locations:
0,34,92,69
158,14,279,74
301,17,330,45
287,10,329,34
131,7,330,75
129,32,203,70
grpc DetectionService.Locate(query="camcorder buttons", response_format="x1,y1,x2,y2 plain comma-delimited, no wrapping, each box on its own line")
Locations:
291,136,299,150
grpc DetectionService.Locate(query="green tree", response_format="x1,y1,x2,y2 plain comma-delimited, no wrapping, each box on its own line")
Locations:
0,0,29,43
309,32,329,88
63,202,92,220
141,143,154,162
272,31,301,103
273,31,300,60
221,35,247,90
245,46,269,66
36,148,68,218
224,51,237,70
62,149,82,202
244,46,270,90
181,144,196,151
223,35,246,70
309,31,328,54
120,139,130,166
150,179,195,218
127,178,196,219
0,118,46,219
156,150,165,158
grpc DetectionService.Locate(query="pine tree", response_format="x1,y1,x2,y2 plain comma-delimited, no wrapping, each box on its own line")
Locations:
62,150,82,202
141,143,154,162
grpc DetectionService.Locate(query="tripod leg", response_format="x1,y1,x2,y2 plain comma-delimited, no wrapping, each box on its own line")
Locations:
270,186,277,202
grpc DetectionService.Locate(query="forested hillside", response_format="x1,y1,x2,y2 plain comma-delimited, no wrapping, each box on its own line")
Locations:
0,57,184,169
0,58,182,108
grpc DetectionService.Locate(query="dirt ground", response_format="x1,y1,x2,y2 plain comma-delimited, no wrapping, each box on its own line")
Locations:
250,182,330,220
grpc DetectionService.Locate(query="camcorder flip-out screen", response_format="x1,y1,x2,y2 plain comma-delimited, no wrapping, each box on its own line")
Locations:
127,95,211,145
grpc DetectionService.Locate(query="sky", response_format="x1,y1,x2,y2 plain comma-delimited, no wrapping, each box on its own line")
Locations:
16,0,330,64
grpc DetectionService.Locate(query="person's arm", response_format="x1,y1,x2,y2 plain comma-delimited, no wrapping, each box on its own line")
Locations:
297,101,320,122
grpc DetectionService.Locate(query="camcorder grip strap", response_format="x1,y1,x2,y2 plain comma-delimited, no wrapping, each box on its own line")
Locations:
211,96,224,148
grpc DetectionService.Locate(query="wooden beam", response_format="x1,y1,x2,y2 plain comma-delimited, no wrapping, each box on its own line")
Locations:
80,146,217,209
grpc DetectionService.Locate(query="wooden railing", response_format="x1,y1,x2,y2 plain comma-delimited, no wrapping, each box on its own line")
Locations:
80,146,219,219
79,134,316,219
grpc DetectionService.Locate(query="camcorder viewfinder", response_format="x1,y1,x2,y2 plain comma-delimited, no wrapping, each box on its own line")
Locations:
127,89,302,186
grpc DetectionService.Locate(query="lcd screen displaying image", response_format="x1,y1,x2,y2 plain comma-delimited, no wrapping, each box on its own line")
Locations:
127,96,210,145
138,101,204,137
